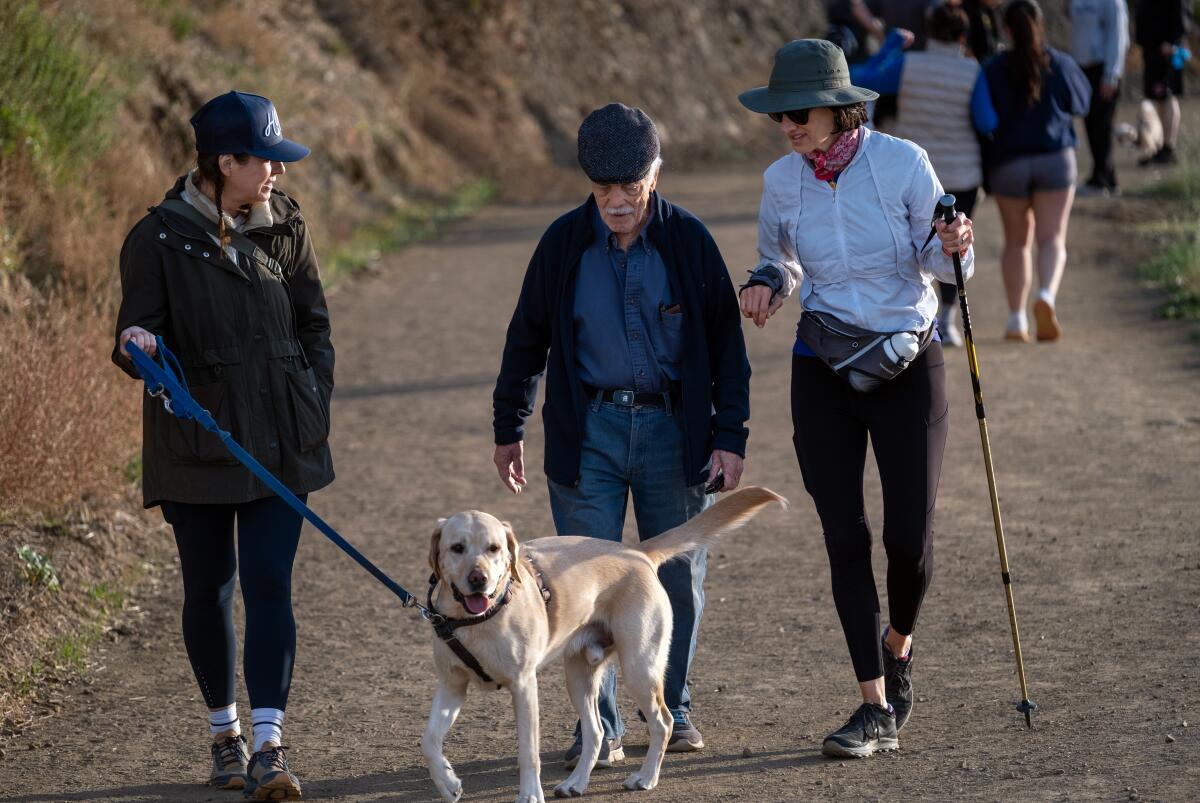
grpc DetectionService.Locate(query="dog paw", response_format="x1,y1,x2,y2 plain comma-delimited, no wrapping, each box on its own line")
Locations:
514,793,545,803
553,776,589,797
623,771,657,791
434,771,463,802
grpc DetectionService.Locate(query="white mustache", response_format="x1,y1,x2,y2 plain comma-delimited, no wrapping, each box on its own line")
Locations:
605,205,634,216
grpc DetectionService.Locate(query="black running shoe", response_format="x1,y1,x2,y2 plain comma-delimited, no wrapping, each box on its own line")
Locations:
821,703,898,759
883,639,914,731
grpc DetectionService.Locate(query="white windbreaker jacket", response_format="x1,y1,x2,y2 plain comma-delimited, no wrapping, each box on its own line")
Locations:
754,126,974,334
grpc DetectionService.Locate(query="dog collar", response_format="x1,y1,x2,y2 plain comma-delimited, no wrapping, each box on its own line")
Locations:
425,574,516,687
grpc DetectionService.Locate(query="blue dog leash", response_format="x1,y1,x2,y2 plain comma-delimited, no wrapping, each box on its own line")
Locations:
125,337,433,617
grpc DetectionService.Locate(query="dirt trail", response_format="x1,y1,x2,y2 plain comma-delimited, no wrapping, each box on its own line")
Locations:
2,144,1198,801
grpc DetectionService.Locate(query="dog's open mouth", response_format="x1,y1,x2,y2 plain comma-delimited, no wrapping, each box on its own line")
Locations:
463,593,490,615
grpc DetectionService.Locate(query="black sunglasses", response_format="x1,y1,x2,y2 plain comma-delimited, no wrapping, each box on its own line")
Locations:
768,108,811,125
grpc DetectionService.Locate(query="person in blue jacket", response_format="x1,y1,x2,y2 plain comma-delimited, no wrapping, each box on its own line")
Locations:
491,103,751,766
984,0,1091,342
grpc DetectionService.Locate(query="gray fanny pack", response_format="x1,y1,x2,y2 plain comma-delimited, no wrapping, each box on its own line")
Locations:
797,310,933,393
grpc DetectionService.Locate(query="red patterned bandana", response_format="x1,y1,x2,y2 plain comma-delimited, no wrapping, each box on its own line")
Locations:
807,128,862,183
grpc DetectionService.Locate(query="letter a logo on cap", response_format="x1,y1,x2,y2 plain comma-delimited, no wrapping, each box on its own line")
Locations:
263,108,282,139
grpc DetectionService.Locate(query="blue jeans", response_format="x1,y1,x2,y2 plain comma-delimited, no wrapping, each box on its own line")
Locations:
548,399,710,740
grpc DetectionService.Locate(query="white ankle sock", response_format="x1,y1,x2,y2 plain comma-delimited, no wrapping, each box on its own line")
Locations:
209,704,240,736
251,708,285,752
1008,311,1028,333
1038,288,1055,307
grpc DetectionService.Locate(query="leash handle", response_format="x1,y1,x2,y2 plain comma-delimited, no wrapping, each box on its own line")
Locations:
123,339,424,611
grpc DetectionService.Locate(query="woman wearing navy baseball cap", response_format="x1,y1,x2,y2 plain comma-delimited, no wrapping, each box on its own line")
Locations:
113,91,331,799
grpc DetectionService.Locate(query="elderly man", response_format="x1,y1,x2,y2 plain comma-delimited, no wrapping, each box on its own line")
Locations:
492,103,750,765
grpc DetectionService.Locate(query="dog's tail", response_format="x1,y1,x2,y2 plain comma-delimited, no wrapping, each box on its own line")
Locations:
636,486,787,566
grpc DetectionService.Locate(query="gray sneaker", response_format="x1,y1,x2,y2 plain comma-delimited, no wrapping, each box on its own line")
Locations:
243,745,301,800
666,710,704,752
563,733,624,770
209,734,249,789
821,703,898,759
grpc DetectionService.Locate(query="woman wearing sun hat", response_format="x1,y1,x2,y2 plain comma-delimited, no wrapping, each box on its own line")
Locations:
737,39,974,758
112,91,332,798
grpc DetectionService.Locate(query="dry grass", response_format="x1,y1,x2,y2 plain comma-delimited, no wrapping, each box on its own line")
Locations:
0,288,140,518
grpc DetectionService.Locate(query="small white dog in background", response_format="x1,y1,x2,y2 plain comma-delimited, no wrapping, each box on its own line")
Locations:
1115,99,1164,162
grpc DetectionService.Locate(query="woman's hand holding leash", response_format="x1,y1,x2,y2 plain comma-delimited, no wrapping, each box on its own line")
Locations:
118,326,158,360
739,285,783,328
934,212,974,259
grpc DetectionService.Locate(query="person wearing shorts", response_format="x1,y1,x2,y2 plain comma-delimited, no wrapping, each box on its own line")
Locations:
1136,0,1191,165
984,0,1091,342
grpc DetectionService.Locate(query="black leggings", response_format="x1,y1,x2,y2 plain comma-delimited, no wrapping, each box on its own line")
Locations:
161,495,305,710
938,187,980,307
791,346,948,682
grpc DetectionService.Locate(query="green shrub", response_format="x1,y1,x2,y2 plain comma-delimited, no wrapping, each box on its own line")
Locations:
15,544,60,591
0,0,116,178
1140,232,1200,322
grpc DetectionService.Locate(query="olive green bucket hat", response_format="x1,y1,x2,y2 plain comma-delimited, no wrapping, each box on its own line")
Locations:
738,39,879,114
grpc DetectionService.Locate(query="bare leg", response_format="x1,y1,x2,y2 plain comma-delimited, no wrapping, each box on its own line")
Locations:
1159,97,1181,149
995,195,1035,327
555,654,606,797
1031,187,1075,301
858,676,886,707
512,673,546,803
422,673,469,803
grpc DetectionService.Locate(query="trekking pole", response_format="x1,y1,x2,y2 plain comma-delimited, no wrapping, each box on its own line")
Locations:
938,194,1036,728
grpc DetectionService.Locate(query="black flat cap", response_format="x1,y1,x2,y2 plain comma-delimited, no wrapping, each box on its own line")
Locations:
577,103,660,184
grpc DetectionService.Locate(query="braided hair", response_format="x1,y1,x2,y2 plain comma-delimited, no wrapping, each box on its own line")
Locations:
195,153,250,251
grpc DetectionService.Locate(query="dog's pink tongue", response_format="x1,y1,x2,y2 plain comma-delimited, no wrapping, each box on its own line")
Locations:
464,594,489,615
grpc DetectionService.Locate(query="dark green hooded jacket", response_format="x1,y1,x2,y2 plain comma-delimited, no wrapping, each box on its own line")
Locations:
113,176,334,507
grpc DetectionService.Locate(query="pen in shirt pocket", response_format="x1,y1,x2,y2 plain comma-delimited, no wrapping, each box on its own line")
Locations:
659,302,682,316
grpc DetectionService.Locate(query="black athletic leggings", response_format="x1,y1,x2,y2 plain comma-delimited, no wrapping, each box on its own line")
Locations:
161,495,305,710
938,187,980,308
791,346,948,682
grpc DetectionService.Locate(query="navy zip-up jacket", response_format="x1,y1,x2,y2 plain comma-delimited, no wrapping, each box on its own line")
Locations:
493,192,750,488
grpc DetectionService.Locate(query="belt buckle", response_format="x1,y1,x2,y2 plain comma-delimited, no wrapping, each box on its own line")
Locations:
615,390,635,406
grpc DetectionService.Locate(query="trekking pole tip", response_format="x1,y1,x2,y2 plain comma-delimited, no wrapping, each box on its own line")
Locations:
1016,698,1037,729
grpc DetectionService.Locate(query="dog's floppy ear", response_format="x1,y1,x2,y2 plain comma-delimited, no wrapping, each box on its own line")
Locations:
428,517,448,580
502,521,522,584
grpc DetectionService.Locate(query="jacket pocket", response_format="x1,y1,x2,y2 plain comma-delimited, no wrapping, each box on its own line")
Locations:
165,376,239,465
285,366,330,451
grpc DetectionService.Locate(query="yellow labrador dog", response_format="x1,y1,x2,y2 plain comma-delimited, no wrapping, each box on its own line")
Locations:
421,486,785,803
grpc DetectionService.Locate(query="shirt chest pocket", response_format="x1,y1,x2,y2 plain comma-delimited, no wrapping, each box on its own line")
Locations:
654,303,685,365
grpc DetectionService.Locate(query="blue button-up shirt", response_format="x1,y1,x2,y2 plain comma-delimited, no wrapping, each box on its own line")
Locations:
574,204,683,393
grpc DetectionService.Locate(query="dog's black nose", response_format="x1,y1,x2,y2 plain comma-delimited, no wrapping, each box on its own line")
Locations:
467,569,487,589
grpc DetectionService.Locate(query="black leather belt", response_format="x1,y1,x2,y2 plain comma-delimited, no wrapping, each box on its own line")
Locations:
583,383,674,408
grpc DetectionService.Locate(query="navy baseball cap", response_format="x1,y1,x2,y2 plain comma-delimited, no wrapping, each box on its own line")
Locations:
189,91,310,162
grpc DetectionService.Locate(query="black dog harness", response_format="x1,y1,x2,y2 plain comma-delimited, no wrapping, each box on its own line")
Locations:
426,557,552,687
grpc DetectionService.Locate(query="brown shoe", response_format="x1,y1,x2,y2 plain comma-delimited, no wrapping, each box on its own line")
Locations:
244,745,302,800
1004,328,1030,343
209,734,249,789
1033,298,1061,341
